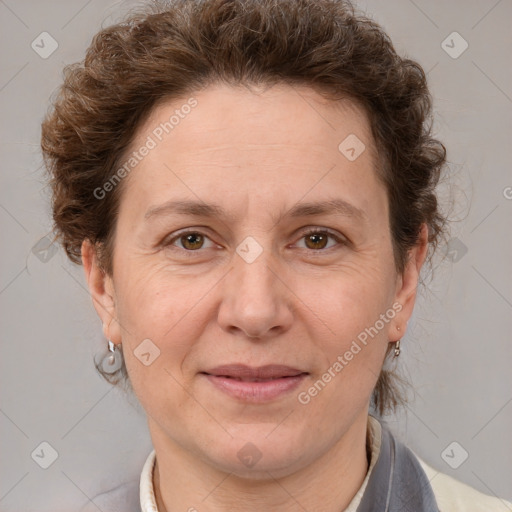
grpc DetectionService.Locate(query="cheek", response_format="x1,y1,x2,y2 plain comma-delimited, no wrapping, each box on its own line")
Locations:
297,277,393,417
114,257,209,336
112,261,211,391
296,257,395,338
292,260,396,404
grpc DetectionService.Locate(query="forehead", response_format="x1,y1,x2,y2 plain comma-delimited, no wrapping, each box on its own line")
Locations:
118,82,385,224
136,83,376,158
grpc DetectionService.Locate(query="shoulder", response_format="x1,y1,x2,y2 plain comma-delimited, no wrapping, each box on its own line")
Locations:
79,478,140,512
415,454,512,512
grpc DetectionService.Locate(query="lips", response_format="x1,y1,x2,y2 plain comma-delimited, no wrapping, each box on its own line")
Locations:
202,364,307,381
200,364,308,402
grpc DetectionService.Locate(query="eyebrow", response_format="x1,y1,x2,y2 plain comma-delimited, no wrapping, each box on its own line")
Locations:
144,198,367,224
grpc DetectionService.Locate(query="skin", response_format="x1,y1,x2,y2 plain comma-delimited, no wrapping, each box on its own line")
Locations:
82,83,428,512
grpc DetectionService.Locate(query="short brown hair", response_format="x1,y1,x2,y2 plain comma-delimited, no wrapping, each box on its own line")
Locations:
41,0,449,415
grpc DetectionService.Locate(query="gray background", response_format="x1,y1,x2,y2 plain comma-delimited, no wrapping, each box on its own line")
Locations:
1,0,511,510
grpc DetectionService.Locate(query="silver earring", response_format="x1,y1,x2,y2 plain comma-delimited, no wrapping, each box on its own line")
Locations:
394,339,401,357
101,340,123,373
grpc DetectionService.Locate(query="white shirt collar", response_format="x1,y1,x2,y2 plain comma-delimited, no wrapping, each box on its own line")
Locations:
140,415,382,512
140,448,158,512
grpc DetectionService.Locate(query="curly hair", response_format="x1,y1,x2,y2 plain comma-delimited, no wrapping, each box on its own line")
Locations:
41,0,448,416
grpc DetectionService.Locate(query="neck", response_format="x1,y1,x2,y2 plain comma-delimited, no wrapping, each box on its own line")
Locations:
151,413,371,512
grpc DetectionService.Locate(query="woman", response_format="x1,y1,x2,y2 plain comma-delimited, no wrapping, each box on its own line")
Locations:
41,0,511,510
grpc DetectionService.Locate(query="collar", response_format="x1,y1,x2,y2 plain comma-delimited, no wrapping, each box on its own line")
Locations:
140,448,158,512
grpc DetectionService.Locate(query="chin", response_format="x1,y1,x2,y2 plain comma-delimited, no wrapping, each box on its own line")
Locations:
201,429,312,479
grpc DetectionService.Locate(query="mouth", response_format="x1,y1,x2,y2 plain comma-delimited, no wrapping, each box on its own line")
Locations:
200,364,309,402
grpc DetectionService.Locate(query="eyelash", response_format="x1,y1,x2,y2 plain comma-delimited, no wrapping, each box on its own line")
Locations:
162,228,346,254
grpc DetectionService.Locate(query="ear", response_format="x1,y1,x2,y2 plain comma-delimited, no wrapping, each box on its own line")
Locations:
81,239,122,344
391,223,429,341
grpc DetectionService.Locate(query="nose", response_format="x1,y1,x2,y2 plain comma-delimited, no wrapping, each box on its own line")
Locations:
217,244,294,340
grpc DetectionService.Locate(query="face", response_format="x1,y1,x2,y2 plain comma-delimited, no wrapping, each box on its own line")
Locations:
84,83,426,478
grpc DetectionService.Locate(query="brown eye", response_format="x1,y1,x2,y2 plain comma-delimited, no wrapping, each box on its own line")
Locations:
163,230,215,252
295,229,345,251
304,232,329,250
180,232,205,250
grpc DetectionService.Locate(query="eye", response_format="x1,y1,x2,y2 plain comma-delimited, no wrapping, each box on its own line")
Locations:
163,230,216,251
162,228,346,254
294,228,345,251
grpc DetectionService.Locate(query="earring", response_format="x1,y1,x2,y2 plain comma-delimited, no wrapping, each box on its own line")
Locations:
101,340,123,373
394,339,401,357
392,326,401,357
